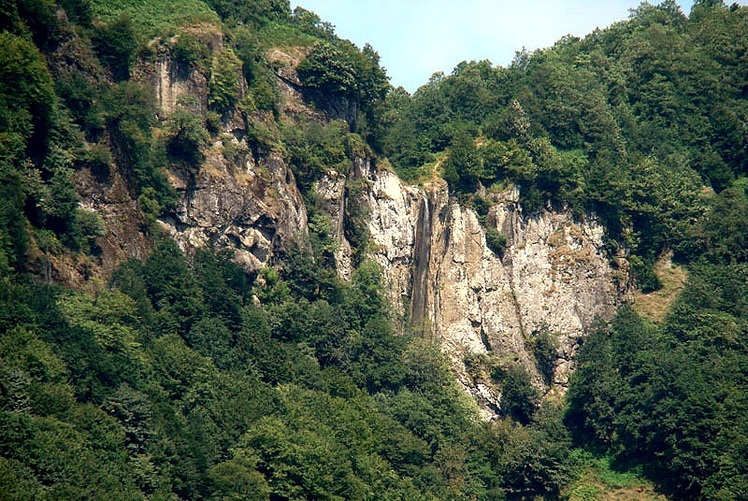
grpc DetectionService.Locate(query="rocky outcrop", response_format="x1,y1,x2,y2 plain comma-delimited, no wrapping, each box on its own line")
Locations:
363,169,423,326
140,25,224,117
354,160,628,418
160,144,307,272
73,39,627,419
427,189,625,416
146,38,307,274
71,164,152,283
314,171,354,279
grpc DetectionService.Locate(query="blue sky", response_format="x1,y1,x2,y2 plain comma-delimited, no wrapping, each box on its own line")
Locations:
289,1,748,93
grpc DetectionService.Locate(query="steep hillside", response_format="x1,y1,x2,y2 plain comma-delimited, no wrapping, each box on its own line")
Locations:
2,0,748,499
53,0,626,411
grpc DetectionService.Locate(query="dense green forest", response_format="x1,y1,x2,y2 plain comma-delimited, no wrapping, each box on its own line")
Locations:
1,0,748,499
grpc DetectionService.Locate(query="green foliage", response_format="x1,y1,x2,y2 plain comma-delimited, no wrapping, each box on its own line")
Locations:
171,31,211,72
528,326,558,384
208,48,242,114
142,238,206,335
565,452,653,500
164,108,209,165
343,179,372,264
0,30,94,256
58,0,93,26
92,15,138,81
495,364,540,425
73,207,106,254
699,184,748,263
13,0,62,51
291,6,335,38
55,71,105,137
193,247,249,329
0,142,31,268
205,0,290,25
80,143,112,178
502,404,577,499
282,119,354,192
444,132,482,191
232,25,280,113
254,18,318,49
89,0,219,41
567,271,748,498
298,39,390,129
485,227,506,257
629,254,662,293
103,82,175,210
298,41,357,96
0,32,55,138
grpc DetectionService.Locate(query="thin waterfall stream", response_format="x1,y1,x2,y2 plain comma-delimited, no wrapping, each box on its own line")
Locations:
410,194,432,326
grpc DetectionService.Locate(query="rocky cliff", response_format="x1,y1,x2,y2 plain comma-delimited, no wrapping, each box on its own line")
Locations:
74,40,628,418
338,162,629,418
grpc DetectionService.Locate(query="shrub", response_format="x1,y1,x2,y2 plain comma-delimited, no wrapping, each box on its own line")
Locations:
74,208,106,254
92,15,138,81
297,42,356,96
137,188,161,228
81,143,112,179
485,228,507,257
209,48,242,114
164,109,209,165
171,33,210,72
494,364,539,425
629,254,661,292
528,326,558,384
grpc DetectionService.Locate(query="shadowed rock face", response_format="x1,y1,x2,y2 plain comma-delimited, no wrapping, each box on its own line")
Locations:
411,193,433,326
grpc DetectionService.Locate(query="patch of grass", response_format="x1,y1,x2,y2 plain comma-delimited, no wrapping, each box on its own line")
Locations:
393,152,447,186
257,21,319,49
633,252,687,323
565,452,667,501
590,457,644,490
90,0,219,41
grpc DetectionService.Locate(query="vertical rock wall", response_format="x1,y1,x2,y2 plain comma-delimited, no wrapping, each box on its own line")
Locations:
145,38,308,274
358,162,627,418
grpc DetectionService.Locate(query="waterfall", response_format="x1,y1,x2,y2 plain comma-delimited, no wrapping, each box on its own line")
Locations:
410,194,432,326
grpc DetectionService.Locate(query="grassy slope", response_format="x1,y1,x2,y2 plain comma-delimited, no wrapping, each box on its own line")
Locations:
565,456,668,501
633,253,687,323
89,0,220,40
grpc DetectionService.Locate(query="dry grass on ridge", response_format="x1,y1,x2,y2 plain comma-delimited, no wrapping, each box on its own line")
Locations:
633,252,687,323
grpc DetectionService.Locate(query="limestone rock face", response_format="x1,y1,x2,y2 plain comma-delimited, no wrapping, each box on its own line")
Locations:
160,144,308,273
365,169,423,326
360,168,628,418
314,170,353,279
429,191,625,417
141,26,224,117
